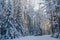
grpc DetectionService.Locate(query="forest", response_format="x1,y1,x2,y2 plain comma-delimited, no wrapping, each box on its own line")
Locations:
0,0,60,40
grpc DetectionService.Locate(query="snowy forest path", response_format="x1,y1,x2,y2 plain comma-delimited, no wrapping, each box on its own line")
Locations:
8,35,59,40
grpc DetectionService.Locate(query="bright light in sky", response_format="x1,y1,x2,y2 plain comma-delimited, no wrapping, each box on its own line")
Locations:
30,0,40,11
29,0,45,11
34,4,39,11
27,0,45,11
5,0,8,3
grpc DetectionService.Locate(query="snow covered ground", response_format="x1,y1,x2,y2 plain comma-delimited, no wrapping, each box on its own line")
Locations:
7,35,59,40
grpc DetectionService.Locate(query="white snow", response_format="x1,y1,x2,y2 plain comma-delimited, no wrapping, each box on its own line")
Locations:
7,35,59,40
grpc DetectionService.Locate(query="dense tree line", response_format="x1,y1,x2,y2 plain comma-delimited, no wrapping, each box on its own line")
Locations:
0,0,42,40
0,0,60,40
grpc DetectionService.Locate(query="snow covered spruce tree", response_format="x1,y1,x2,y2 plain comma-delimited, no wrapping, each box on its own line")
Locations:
45,0,60,39
44,0,60,38
0,0,24,39
0,0,7,39
55,0,60,39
